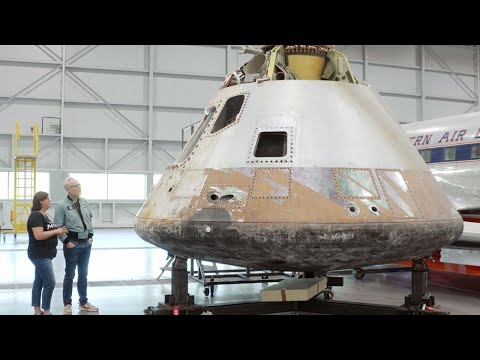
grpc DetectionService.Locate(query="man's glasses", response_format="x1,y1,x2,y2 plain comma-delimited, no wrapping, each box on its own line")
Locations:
69,184,81,189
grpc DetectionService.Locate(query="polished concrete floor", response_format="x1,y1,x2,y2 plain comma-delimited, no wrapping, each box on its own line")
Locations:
1,228,480,315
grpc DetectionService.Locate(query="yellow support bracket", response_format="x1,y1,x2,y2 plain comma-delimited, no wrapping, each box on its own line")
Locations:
266,45,283,80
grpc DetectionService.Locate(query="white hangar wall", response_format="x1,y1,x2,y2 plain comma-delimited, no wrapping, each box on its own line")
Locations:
0,45,478,228
337,45,479,124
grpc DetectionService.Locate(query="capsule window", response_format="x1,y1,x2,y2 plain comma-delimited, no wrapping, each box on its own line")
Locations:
254,132,288,158
211,95,245,134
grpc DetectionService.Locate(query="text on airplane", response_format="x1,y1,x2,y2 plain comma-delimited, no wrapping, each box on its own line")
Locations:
409,128,480,146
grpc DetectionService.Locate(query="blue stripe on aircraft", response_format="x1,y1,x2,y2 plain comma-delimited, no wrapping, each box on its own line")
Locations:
418,143,480,163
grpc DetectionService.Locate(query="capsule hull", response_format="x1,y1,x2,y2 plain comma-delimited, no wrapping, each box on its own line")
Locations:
135,79,464,270
135,218,463,271
136,166,463,271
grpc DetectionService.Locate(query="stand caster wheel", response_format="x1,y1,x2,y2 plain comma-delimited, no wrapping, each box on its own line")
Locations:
323,288,334,300
353,268,366,280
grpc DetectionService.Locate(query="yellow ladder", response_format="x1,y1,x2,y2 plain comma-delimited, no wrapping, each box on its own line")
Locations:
3,122,38,240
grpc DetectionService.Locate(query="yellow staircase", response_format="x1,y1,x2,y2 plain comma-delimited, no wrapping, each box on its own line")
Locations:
2,122,38,241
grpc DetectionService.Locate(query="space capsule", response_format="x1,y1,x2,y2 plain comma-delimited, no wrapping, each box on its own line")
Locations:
134,45,463,272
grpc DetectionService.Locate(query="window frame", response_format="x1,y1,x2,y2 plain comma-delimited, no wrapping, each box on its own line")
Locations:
419,149,431,163
210,93,248,135
443,147,456,161
471,144,480,159
248,127,294,164
254,131,288,158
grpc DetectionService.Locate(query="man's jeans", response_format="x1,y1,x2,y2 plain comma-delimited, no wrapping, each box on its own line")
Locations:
29,258,56,310
63,241,92,306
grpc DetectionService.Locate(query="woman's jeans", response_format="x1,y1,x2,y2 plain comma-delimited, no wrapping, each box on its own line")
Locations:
29,258,56,310
63,242,92,306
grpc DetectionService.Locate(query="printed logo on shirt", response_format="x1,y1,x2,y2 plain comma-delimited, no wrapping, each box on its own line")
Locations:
67,205,75,210
46,223,55,230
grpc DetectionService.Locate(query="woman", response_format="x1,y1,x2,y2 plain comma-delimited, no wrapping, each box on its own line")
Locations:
27,191,68,315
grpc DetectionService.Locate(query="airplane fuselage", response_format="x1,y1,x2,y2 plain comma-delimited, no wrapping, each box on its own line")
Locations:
402,112,480,218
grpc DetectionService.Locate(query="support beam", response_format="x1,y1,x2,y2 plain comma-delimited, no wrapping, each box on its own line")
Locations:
64,139,104,169
35,45,62,63
60,45,66,170
11,134,14,167
0,66,62,113
154,71,224,81
65,69,147,137
108,140,147,170
421,45,426,121
0,97,203,113
477,45,480,111
114,204,136,217
0,59,60,67
104,138,108,171
363,45,368,81
226,45,231,75
38,136,60,153
464,101,478,114
152,141,175,161
66,45,98,65
426,45,476,100
148,45,154,172
65,64,224,81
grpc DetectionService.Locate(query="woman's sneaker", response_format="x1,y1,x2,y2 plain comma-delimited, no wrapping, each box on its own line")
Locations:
78,302,99,312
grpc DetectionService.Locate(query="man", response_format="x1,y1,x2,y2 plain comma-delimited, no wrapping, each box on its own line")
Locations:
55,177,99,314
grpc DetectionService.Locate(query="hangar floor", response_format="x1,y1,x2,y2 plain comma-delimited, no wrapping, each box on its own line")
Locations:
1,228,480,315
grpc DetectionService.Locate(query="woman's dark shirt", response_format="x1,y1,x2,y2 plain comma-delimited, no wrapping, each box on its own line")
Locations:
27,211,58,259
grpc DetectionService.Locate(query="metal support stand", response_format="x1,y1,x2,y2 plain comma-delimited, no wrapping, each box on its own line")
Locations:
145,256,202,315
143,256,202,315
157,253,175,279
188,259,292,297
411,258,428,304
170,256,190,305
352,265,411,280
404,257,436,311
145,256,446,315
